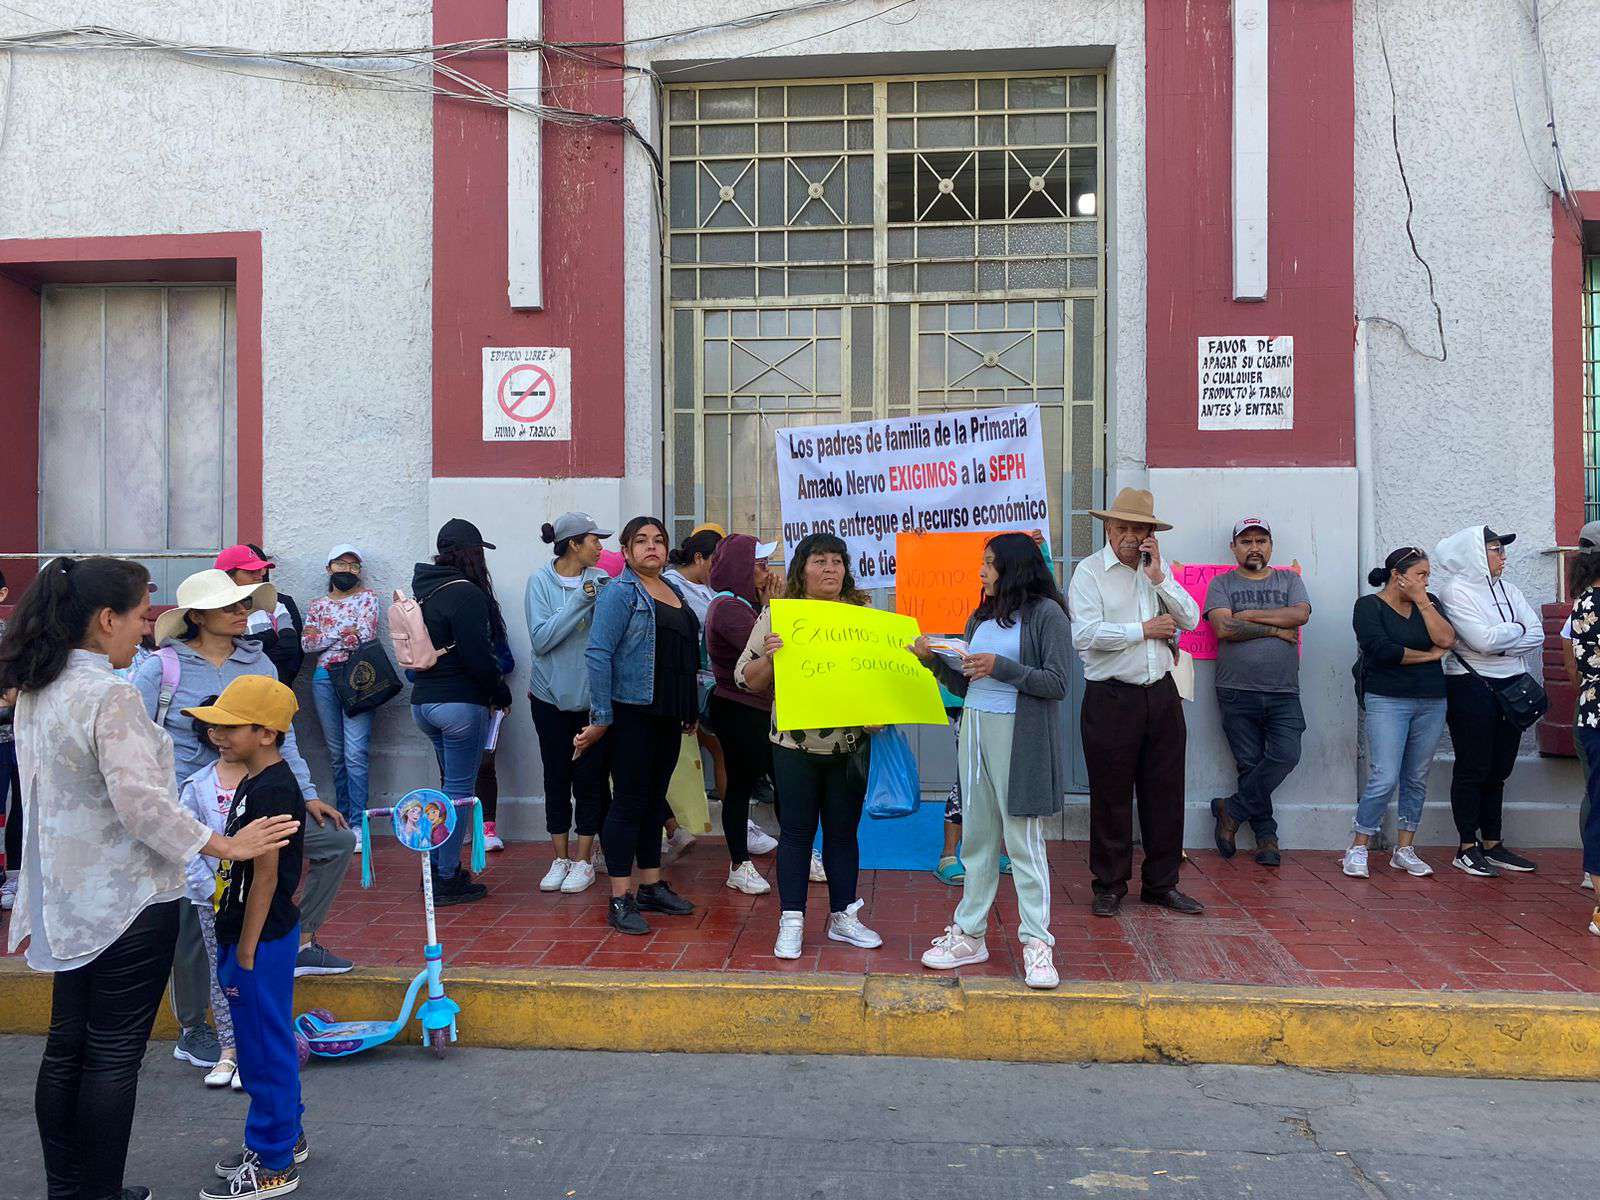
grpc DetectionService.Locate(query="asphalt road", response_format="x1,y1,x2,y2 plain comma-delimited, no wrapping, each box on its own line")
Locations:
1,1037,1596,1199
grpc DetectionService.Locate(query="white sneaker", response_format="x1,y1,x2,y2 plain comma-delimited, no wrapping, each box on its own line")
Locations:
1391,845,1434,877
231,1069,243,1091
775,910,805,959
727,861,771,895
827,899,882,949
809,849,828,883
559,860,596,894
1341,845,1369,878
1583,873,1593,891
204,1057,239,1089
746,820,778,856
1023,939,1060,990
0,878,16,911
921,924,988,969
1590,906,1600,937
351,828,363,856
662,827,696,864
482,820,505,852
539,858,572,892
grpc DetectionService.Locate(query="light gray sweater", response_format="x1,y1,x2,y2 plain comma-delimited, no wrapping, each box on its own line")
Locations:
928,597,1073,818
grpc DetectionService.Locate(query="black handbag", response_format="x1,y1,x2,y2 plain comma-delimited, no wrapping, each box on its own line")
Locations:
329,640,403,716
1457,655,1549,732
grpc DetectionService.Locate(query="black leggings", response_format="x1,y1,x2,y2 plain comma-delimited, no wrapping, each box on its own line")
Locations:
2,740,19,871
603,705,680,879
530,695,611,838
37,899,179,1200
475,747,499,823
708,695,773,865
772,744,862,913
1445,673,1522,845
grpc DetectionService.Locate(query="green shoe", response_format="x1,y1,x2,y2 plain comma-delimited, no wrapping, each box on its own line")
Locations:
1000,855,1013,876
935,856,966,885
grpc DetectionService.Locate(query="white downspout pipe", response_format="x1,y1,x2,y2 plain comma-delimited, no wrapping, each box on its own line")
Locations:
1354,319,1377,591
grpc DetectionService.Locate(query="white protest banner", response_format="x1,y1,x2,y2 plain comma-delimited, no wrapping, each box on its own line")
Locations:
774,404,1050,589
1197,335,1293,430
482,346,571,442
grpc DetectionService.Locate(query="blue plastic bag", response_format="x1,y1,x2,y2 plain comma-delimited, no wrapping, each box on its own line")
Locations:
864,727,920,819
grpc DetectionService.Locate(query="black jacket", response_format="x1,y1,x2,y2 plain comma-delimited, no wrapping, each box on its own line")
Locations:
409,563,512,709
249,593,305,686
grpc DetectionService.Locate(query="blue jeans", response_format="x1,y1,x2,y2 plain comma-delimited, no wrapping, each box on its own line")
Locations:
1354,694,1447,835
1216,689,1305,841
1578,728,1600,875
411,702,489,879
311,669,373,826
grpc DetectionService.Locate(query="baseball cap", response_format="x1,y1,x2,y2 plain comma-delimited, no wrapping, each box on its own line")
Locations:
551,512,614,542
327,543,363,565
692,522,727,537
1232,517,1272,539
755,540,778,560
1483,526,1517,548
1579,520,1600,549
214,544,274,573
182,674,298,733
436,518,495,553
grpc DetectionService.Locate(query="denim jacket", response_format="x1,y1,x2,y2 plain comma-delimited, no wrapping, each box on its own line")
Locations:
585,567,686,725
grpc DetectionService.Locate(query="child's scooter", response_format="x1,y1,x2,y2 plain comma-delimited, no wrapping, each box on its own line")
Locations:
295,788,485,1060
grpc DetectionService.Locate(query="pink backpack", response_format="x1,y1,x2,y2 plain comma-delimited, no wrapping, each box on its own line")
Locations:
387,581,468,671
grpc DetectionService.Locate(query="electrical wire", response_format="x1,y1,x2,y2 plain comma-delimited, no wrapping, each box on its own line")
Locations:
1531,0,1587,236
1366,0,1448,364
656,0,919,79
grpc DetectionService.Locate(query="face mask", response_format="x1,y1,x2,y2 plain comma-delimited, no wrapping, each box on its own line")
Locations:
330,571,360,591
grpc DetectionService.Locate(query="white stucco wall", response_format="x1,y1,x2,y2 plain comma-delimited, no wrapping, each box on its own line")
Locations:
1355,0,1599,597
0,2,435,802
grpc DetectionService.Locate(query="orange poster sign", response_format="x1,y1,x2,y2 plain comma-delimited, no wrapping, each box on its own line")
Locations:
894,531,994,635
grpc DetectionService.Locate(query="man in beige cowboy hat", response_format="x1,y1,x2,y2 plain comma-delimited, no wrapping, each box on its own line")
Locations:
1067,487,1203,917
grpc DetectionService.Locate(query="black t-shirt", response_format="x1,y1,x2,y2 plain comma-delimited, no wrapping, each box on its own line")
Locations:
1352,592,1446,700
214,759,306,946
642,598,700,723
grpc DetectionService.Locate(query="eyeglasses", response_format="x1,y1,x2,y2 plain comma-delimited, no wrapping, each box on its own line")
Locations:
1487,544,1507,555
216,600,251,614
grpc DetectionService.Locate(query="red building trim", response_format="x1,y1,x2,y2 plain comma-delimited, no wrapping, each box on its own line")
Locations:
431,0,627,480
1144,0,1355,468
0,233,265,591
1552,193,1600,543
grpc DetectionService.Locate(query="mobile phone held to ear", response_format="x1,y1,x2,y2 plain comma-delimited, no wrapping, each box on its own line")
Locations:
1141,551,1151,567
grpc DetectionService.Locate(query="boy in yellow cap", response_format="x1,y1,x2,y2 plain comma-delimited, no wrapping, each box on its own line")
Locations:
183,676,310,1198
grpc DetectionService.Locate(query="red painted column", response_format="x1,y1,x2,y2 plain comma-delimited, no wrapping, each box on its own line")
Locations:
0,272,40,592
432,0,628,480
1551,193,1600,544
1145,0,1355,468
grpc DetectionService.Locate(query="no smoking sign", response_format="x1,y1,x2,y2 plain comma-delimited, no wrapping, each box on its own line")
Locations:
482,346,572,442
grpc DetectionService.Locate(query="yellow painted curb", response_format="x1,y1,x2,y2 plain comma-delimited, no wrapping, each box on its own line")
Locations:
0,959,1595,1080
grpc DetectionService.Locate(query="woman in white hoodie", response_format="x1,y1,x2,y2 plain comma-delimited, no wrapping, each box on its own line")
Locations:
1433,525,1545,877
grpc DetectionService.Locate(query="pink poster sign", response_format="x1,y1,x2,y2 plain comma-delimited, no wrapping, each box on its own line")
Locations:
1173,562,1302,661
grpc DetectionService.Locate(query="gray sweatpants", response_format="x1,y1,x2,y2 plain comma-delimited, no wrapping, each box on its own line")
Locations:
172,816,355,1030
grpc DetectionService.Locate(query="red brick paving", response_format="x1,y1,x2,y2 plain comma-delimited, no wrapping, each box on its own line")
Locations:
308,835,1600,994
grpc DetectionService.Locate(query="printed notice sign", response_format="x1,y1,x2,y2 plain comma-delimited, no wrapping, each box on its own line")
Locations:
774,404,1050,590
483,346,571,442
1197,335,1293,430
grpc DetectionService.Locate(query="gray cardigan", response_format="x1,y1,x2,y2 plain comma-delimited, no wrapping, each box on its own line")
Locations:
929,598,1072,818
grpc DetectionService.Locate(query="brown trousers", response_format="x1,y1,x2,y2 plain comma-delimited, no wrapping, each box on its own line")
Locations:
1082,674,1187,898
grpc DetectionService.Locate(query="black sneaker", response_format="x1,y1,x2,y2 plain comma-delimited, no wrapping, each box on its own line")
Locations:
216,1134,310,1177
608,892,651,935
1451,844,1500,877
637,881,695,916
118,1190,151,1200
201,1160,300,1198
1483,844,1537,873
434,870,488,906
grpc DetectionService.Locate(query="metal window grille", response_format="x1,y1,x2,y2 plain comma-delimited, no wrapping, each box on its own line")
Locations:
664,71,1106,577
38,285,238,599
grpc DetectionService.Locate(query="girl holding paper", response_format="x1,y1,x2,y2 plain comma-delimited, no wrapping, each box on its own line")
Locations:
735,532,884,960
912,532,1072,989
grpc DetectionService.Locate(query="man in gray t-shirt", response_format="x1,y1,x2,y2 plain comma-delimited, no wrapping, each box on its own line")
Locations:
1202,518,1312,867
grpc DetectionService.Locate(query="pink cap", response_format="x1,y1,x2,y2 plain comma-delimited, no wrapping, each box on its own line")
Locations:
214,544,274,573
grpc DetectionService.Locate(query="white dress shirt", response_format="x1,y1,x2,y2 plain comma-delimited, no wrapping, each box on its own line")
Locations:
1068,542,1201,684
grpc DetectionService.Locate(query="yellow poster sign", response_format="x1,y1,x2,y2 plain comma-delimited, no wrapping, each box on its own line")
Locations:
769,599,948,731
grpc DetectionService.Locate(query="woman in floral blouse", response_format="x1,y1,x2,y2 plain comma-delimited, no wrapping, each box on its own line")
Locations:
1568,549,1600,935
302,545,383,841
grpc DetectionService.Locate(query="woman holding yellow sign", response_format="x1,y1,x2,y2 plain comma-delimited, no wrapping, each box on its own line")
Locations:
912,532,1072,989
735,533,884,960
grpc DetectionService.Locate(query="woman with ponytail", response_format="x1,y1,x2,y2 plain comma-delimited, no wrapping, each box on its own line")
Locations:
1345,546,1457,879
0,557,296,1200
524,512,614,893
1565,550,1600,935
